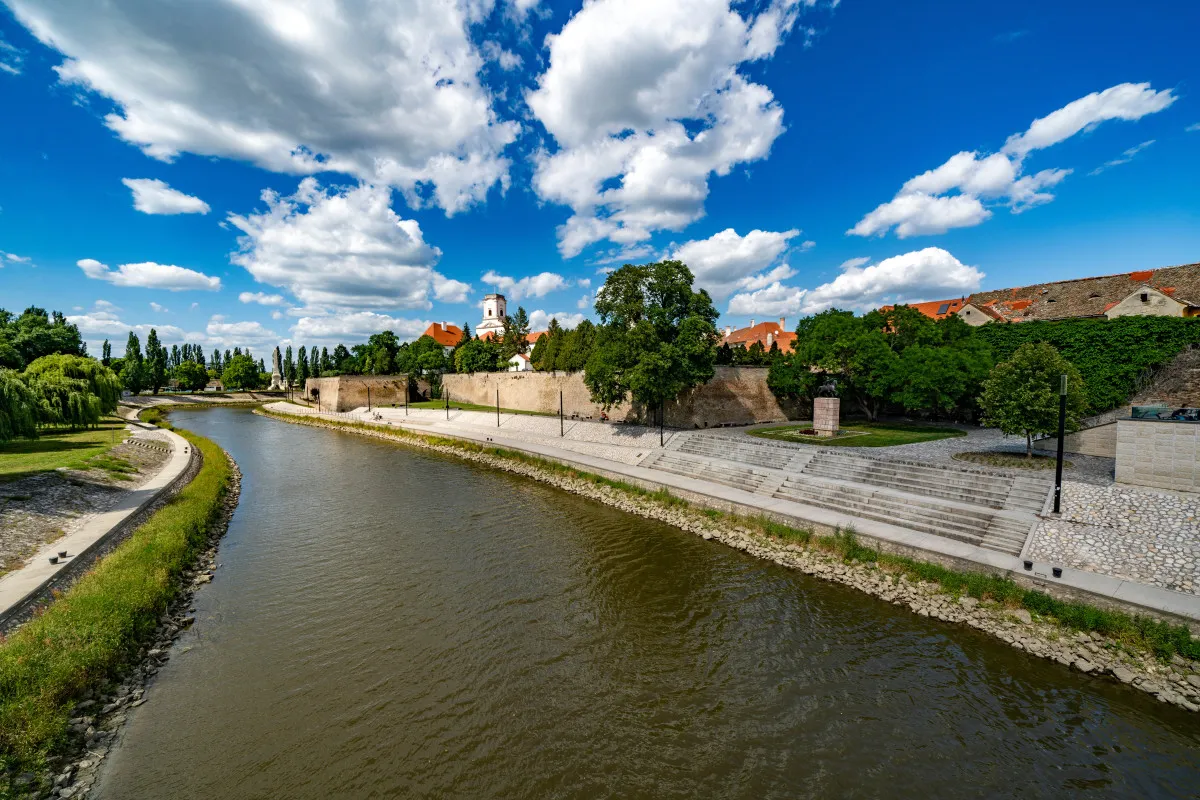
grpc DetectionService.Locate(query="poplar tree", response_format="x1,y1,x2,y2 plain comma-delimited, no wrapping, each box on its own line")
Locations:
284,345,295,385
121,332,145,395
101,339,112,365
145,328,167,394
296,346,310,386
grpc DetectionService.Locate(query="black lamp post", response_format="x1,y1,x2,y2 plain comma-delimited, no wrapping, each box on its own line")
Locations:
559,390,564,437
1053,373,1067,514
496,388,500,427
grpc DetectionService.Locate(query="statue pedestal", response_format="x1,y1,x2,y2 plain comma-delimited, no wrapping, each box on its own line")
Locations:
814,397,840,438
268,372,284,391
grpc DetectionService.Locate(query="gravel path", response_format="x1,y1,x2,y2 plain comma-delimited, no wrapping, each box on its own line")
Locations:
1027,482,1200,594
0,429,172,578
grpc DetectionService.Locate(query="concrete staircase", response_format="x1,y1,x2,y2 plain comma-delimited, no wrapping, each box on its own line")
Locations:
799,451,1049,513
675,434,811,471
643,451,771,494
639,436,1046,556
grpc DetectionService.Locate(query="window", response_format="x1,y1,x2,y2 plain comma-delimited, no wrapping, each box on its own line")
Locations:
1140,292,1149,302
487,309,492,316
936,303,949,315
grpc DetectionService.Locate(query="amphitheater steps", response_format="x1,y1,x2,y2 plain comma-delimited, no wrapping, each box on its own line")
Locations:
979,516,1034,555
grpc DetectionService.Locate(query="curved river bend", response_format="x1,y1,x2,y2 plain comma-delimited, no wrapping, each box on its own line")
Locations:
95,409,1199,798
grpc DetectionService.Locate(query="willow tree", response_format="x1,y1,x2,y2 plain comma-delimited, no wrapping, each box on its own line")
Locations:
24,354,121,414
0,369,37,442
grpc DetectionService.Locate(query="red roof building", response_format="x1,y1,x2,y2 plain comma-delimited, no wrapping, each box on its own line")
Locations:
423,322,463,348
720,318,795,352
879,297,968,320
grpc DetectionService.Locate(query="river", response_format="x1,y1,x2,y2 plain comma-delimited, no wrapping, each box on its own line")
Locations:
94,408,1199,798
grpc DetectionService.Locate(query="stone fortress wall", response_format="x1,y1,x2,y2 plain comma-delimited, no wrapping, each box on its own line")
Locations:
304,375,410,412
1116,418,1200,493
442,366,805,429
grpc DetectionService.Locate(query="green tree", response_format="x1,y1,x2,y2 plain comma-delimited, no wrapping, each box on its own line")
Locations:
174,360,209,392
145,328,167,395
532,318,564,371
121,332,146,395
101,339,112,365
0,307,86,368
500,307,531,362
454,337,500,374
332,344,352,373
321,347,331,373
310,348,321,379
283,345,295,385
24,354,121,414
555,319,596,372
979,342,1086,456
362,331,401,374
0,368,37,442
211,349,223,373
583,260,719,417
296,346,310,386
221,354,265,390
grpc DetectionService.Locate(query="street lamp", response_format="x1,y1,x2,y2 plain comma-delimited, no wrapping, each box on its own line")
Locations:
1053,373,1067,514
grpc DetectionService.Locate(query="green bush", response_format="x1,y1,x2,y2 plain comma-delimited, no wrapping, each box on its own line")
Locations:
975,316,1200,413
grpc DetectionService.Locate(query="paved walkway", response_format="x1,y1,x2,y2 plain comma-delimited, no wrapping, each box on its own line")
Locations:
0,407,194,624
266,402,1200,624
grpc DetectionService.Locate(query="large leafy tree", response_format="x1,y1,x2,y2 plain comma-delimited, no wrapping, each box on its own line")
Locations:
583,260,719,416
0,369,37,442
174,360,209,391
24,354,121,415
362,331,401,374
531,318,563,371
555,319,596,372
332,344,353,373
454,337,500,374
221,354,265,390
0,307,87,369
980,342,1086,456
121,332,146,395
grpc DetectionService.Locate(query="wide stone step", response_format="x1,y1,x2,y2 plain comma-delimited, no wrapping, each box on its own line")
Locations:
800,464,1010,509
654,455,766,492
781,475,1003,521
806,457,1014,492
773,487,985,546
803,461,1009,497
774,481,993,540
676,440,793,469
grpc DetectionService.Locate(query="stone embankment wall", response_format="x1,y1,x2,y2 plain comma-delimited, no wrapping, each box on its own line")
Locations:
1034,423,1118,458
1116,419,1200,492
442,367,804,428
304,375,411,412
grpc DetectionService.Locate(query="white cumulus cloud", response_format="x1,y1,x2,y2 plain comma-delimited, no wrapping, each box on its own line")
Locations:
122,178,211,215
672,227,800,300
728,247,983,317
228,178,469,310
528,0,808,256
850,82,1176,238
480,270,569,302
528,310,586,331
239,291,288,307
290,310,431,346
77,258,222,291
8,0,519,213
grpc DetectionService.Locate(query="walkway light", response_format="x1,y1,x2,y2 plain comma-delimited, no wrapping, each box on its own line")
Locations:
1053,374,1067,514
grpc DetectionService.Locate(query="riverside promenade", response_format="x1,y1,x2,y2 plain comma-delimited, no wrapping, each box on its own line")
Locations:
0,407,195,628
264,401,1200,626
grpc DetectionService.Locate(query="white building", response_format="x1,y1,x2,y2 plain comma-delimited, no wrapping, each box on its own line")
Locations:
507,352,532,372
478,293,507,339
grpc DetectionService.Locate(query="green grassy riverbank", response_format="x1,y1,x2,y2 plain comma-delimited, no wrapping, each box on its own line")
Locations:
0,427,233,791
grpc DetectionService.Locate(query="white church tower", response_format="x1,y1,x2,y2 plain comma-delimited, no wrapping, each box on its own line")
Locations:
477,293,507,338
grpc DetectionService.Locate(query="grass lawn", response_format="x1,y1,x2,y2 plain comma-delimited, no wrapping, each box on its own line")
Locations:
953,451,1072,470
0,417,130,484
401,399,555,417
749,421,966,447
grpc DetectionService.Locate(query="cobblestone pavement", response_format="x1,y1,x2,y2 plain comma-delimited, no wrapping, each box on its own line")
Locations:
693,422,1116,485
0,430,172,577
1027,481,1200,594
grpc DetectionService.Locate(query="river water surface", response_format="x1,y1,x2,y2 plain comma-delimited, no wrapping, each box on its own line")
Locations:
95,408,1198,798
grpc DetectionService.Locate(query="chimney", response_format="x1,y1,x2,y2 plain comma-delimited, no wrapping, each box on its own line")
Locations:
750,318,755,328
723,325,732,337
779,316,785,328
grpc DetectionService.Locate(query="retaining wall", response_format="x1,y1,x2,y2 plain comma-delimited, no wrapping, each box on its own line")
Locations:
442,367,804,428
1115,418,1200,492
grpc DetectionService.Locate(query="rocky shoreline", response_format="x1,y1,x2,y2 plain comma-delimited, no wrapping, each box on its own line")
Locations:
15,452,242,800
262,408,1200,714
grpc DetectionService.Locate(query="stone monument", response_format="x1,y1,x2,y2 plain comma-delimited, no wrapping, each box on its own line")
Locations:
814,380,839,438
269,346,285,390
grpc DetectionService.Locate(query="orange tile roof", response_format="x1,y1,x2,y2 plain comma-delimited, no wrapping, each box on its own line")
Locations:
879,297,967,320
721,320,794,352
527,330,548,344
423,322,463,347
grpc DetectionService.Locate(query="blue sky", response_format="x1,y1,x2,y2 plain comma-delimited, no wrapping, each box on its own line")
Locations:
1,0,1197,356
